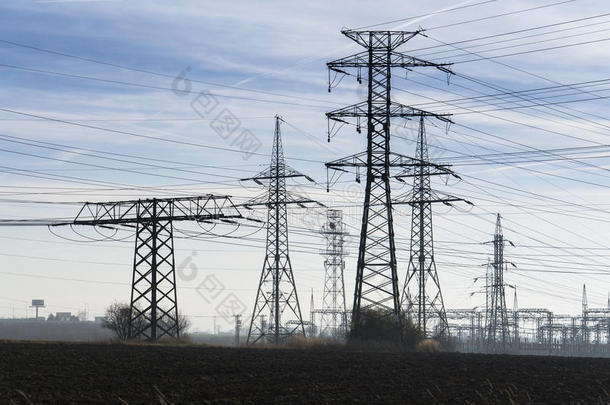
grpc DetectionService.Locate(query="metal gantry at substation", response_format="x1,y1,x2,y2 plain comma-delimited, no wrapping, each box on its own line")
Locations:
448,289,610,355
446,217,610,355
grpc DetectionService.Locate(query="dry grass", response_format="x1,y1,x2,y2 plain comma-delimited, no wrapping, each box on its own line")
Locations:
416,339,440,353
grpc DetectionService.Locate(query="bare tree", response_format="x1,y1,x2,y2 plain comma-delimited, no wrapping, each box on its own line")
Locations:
178,313,191,337
158,313,191,338
103,302,132,341
104,302,191,341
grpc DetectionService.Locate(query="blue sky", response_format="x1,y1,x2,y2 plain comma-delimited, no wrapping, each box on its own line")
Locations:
0,0,609,332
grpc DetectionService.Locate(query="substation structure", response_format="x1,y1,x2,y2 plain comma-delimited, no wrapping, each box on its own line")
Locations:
446,215,610,356
446,302,610,357
63,195,244,341
311,209,350,339
324,28,466,339
245,116,322,344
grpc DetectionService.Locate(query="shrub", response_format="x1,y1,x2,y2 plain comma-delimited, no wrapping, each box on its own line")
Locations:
348,308,423,349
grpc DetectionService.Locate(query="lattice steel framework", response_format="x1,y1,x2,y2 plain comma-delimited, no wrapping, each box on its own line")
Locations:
70,195,243,340
485,214,511,350
582,284,589,344
325,29,453,337
319,209,349,338
245,116,320,344
396,116,467,338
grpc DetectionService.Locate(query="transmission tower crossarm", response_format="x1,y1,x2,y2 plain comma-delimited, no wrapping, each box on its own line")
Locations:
392,196,466,206
390,51,454,72
394,162,458,179
71,195,243,226
241,165,315,183
327,50,453,71
242,198,322,209
326,101,452,122
325,151,423,169
59,193,249,342
340,29,422,49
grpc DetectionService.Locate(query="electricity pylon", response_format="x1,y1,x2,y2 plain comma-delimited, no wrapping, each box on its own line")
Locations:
324,29,453,338
484,214,514,350
396,116,469,338
68,195,243,340
319,209,349,338
582,284,589,344
245,116,321,344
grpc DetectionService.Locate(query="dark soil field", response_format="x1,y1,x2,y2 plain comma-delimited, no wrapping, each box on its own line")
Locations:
0,341,609,404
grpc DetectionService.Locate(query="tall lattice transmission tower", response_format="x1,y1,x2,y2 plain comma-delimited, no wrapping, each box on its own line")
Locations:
485,214,513,350
325,29,454,338
398,116,468,338
245,116,320,344
319,209,349,338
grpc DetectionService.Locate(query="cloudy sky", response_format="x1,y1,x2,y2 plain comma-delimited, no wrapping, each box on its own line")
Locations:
0,0,609,333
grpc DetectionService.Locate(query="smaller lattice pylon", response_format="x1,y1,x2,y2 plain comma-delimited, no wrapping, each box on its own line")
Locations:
318,209,349,339
581,284,589,344
483,214,515,351
394,116,471,338
244,116,323,344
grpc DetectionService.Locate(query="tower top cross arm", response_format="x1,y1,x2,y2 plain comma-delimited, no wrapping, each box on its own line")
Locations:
71,195,243,226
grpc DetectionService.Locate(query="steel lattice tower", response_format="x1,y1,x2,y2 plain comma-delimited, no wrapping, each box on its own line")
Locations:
245,116,319,344
325,29,453,337
582,284,589,344
131,200,176,340
68,195,243,340
485,214,511,350
319,209,349,338
398,116,467,338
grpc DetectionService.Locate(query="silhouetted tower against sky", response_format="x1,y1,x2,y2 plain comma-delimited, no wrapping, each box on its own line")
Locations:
319,209,349,338
325,29,453,338
582,284,589,344
68,195,243,341
399,116,467,338
245,116,319,344
485,214,511,350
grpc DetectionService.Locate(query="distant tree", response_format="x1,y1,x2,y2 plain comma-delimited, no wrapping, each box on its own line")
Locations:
103,302,132,341
104,302,191,341
178,313,191,337
158,312,191,338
